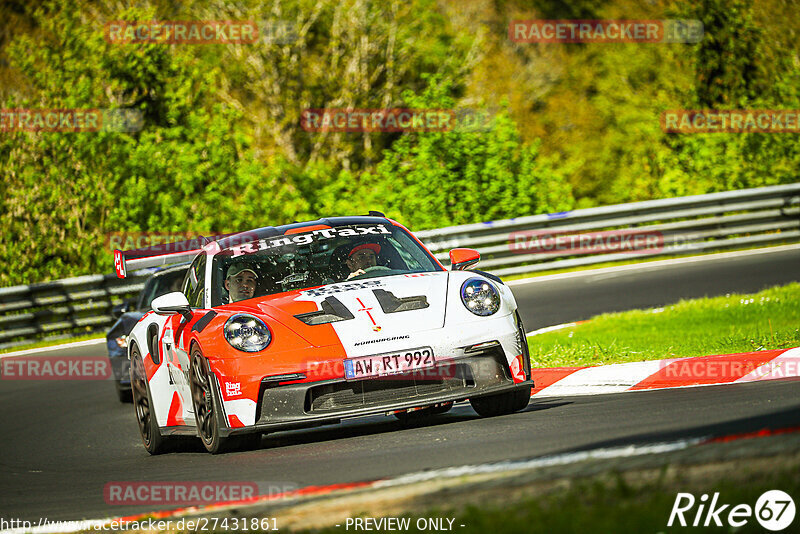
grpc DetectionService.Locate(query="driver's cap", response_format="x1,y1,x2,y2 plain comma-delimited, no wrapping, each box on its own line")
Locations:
226,264,258,279
349,243,381,258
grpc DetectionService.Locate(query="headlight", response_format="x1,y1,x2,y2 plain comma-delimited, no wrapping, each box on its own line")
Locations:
460,278,501,316
115,336,128,348
224,314,272,352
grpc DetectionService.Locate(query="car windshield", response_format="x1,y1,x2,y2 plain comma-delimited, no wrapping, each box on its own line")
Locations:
210,223,442,306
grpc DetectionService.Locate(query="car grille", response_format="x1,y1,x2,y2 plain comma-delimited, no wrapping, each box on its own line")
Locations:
306,363,475,413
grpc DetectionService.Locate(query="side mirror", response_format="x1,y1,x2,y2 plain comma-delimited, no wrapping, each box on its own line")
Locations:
152,292,193,321
449,248,480,271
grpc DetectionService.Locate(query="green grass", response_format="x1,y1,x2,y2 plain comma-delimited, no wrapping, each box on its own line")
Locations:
0,332,104,354
527,282,800,368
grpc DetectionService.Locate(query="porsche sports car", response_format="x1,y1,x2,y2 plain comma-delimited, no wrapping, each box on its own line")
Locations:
115,215,533,454
106,263,189,402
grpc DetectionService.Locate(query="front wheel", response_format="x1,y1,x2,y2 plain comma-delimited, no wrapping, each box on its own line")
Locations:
189,346,254,454
469,386,531,417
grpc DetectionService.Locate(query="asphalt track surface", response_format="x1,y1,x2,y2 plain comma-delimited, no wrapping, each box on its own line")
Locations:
1,247,799,522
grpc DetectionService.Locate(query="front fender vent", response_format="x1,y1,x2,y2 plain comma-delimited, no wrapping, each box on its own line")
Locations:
191,310,218,333
373,289,429,313
294,297,354,325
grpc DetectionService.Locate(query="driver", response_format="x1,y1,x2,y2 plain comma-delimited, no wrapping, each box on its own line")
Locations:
345,243,381,280
225,263,258,302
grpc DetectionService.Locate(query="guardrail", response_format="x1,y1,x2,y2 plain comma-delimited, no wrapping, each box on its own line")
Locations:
0,274,148,350
417,183,800,276
1,184,798,350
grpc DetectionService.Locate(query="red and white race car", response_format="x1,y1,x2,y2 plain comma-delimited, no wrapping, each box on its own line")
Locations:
116,215,533,454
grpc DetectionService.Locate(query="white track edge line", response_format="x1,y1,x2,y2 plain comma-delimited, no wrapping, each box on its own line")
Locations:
0,338,106,359
372,438,704,488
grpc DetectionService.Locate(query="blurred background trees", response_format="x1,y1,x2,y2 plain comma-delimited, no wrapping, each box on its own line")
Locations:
1,0,798,284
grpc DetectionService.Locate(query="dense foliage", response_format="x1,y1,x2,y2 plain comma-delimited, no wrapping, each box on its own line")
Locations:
1,0,798,285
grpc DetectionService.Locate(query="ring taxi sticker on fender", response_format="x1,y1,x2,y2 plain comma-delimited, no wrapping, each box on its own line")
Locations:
344,346,435,379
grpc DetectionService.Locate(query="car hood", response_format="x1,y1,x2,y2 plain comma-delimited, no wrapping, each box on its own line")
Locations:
237,272,450,349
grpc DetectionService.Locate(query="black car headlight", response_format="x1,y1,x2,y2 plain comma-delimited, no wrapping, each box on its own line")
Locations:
224,314,272,352
460,278,501,316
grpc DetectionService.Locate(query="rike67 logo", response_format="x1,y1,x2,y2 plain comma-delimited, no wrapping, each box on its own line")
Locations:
668,490,796,531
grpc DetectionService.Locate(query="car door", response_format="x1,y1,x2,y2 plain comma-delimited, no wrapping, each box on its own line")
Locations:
164,252,207,425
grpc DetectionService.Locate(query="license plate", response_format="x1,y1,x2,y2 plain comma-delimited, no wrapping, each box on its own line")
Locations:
344,347,435,379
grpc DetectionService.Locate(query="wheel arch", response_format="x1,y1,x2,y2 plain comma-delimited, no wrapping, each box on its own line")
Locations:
127,339,140,358
189,338,203,356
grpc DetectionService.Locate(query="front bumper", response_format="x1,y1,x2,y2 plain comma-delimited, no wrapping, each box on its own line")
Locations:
222,346,531,436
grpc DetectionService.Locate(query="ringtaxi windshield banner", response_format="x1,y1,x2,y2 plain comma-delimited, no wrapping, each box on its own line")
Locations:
229,224,392,257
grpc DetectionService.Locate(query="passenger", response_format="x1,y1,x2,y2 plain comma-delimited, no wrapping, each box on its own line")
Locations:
225,264,258,302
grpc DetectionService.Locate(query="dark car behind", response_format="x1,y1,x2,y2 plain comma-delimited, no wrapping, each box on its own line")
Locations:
107,263,189,402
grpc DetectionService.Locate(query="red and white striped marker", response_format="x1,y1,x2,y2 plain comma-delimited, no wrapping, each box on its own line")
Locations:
532,347,800,397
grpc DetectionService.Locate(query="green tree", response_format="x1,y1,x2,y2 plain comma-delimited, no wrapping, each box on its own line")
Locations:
212,0,475,171
0,2,306,285
658,0,800,197
690,0,771,107
363,76,574,230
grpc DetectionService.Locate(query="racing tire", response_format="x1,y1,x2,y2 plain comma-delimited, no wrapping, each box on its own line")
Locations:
393,402,453,423
470,311,533,417
189,345,243,454
130,345,167,454
469,386,532,417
